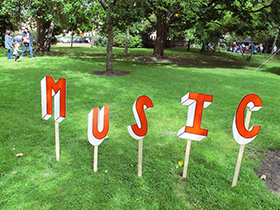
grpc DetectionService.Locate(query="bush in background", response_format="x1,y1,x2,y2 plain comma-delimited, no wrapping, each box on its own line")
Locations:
114,33,142,48
0,14,14,47
93,37,108,47
0,47,6,57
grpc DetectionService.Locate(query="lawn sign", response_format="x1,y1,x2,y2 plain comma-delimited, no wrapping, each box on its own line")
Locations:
232,94,262,187
88,105,110,172
41,76,66,162
127,95,154,177
177,93,213,178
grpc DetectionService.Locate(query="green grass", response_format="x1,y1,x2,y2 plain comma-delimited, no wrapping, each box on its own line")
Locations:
0,46,279,209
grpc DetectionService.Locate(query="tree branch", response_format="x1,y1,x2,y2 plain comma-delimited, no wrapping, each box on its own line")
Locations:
100,0,107,10
145,16,156,28
247,1,274,13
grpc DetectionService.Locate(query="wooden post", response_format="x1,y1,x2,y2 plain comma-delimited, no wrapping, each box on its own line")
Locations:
138,139,143,177
232,108,252,187
182,140,192,178
55,122,59,161
93,145,98,172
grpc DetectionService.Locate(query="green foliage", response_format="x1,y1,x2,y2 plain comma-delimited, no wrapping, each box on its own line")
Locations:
93,37,108,47
0,14,14,47
213,1,276,46
0,47,6,56
0,0,74,52
114,33,143,48
194,21,224,47
1,0,276,57
63,1,92,34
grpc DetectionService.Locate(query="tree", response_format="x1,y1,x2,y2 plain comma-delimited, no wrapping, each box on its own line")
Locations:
209,0,275,60
63,1,92,48
0,14,14,47
0,0,21,47
143,0,225,57
99,0,115,71
142,0,275,58
267,0,280,55
112,1,145,53
98,0,145,72
1,0,67,53
143,0,183,58
31,1,65,53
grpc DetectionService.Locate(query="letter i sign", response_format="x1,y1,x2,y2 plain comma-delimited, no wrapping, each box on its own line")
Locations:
177,92,213,178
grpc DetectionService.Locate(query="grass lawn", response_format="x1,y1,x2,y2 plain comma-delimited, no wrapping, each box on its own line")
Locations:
0,46,280,209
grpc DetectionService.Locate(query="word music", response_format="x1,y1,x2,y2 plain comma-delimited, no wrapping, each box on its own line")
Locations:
41,76,262,186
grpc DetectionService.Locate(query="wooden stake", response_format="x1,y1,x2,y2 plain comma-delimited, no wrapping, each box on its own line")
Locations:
182,140,192,178
138,139,143,177
232,108,252,187
55,122,59,162
93,145,98,172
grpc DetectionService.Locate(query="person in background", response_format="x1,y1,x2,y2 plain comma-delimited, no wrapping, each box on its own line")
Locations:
252,43,256,54
241,43,246,53
13,41,21,63
208,43,211,51
259,44,263,55
245,45,248,53
21,28,34,58
232,42,237,53
4,30,13,60
271,45,277,58
223,43,227,52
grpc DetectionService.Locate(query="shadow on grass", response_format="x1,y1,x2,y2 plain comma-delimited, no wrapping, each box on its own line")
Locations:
263,67,280,76
36,47,261,70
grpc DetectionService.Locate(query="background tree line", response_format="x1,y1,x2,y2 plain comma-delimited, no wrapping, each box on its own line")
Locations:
0,0,278,71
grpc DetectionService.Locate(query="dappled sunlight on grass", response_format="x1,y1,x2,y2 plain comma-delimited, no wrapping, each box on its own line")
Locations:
1,47,280,209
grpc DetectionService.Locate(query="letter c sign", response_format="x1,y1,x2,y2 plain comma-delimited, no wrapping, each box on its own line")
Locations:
232,94,262,145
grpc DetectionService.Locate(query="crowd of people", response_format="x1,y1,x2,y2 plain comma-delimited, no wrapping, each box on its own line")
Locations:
206,41,278,57
4,28,34,62
230,42,276,56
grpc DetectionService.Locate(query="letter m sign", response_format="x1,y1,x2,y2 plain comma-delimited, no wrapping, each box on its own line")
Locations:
41,76,66,123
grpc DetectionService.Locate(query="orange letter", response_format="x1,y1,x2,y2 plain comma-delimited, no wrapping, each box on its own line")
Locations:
88,105,110,146
127,96,154,140
233,94,262,145
177,92,213,141
41,76,66,123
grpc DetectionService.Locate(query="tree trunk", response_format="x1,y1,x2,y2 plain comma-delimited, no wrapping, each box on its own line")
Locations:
106,13,113,71
187,39,191,51
124,25,130,54
45,7,56,52
71,33,74,48
171,37,174,48
91,27,95,48
153,12,169,58
200,43,205,52
35,9,46,53
239,44,247,60
271,27,280,56
248,41,254,61
45,19,55,52
264,34,269,58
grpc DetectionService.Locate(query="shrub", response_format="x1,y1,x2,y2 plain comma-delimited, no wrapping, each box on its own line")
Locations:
0,47,6,57
93,37,108,47
114,33,143,48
